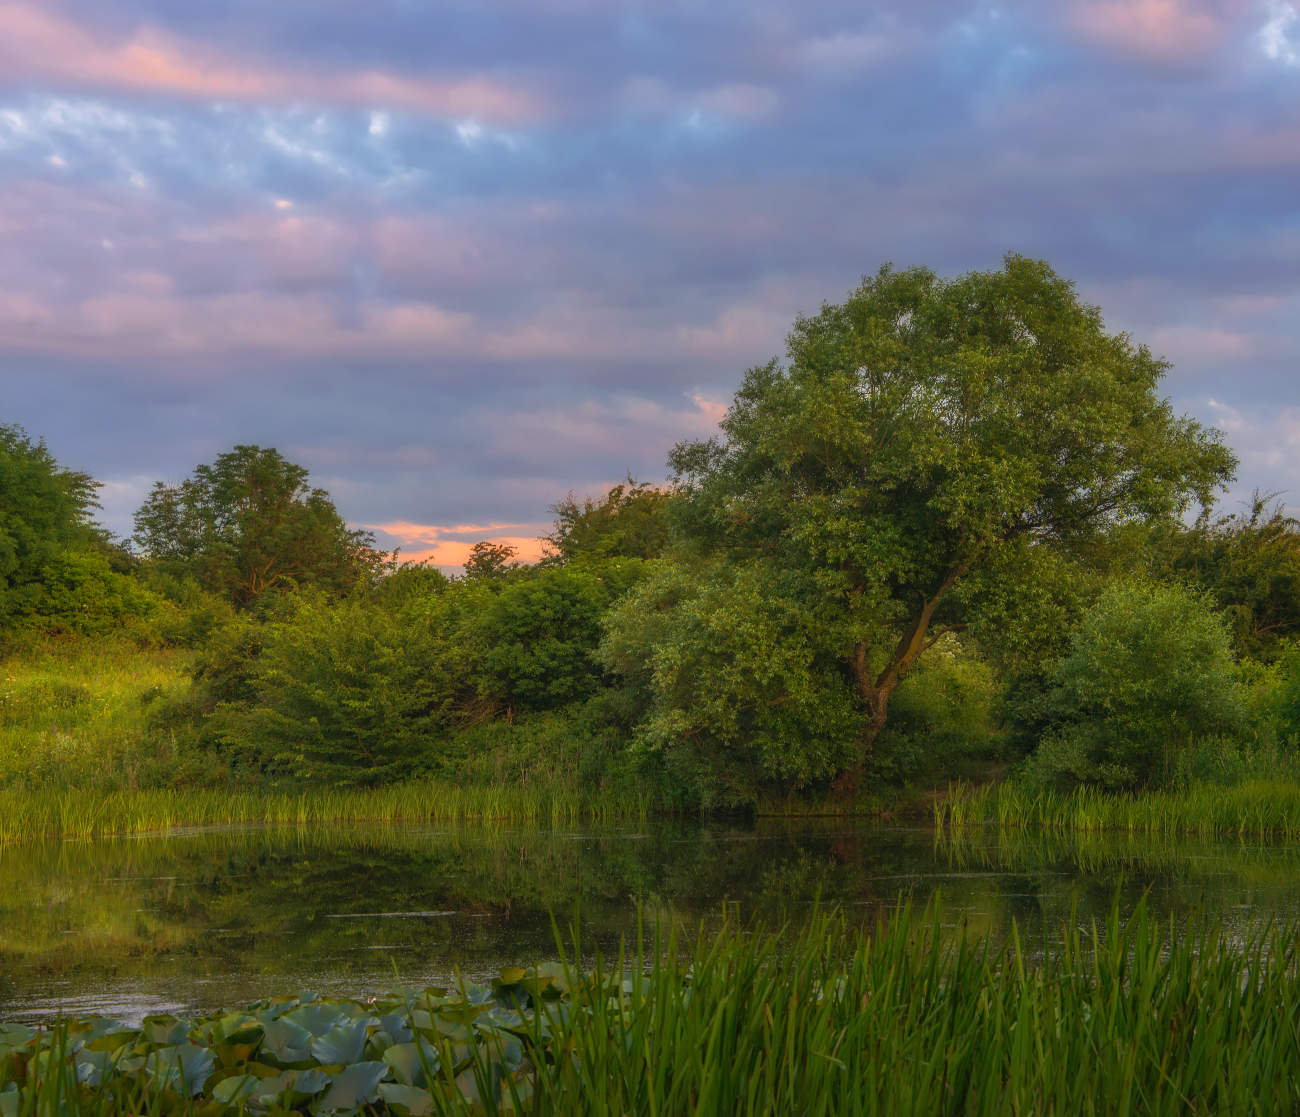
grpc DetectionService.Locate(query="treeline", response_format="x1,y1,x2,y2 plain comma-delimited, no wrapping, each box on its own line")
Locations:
4,256,1299,809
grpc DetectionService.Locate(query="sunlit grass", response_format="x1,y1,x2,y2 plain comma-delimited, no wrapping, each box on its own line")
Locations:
0,636,193,791
937,778,1300,838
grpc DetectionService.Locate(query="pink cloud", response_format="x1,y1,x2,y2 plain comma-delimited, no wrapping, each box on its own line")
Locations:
0,3,543,122
1066,0,1236,64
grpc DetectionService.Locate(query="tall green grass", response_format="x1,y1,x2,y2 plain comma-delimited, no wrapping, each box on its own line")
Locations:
0,782,647,843
937,778,1300,838
5,899,1300,1114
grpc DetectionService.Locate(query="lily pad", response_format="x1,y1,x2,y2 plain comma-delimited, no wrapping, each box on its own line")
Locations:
313,1061,388,1113
310,1021,368,1067
381,1038,440,1087
378,1082,435,1116
143,1043,216,1097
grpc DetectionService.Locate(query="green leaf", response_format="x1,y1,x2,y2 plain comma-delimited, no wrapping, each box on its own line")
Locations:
313,1061,387,1113
381,1039,440,1087
378,1082,435,1117
310,1022,367,1067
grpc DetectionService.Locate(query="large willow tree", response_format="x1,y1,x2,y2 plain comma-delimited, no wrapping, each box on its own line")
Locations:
668,256,1237,783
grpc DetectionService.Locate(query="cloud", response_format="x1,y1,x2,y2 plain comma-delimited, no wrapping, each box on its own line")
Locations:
1259,0,1299,63
0,3,543,122
1065,0,1231,64
366,519,552,571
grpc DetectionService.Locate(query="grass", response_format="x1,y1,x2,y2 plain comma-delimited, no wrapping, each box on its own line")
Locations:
937,778,1300,838
0,782,648,843
0,636,195,792
3,899,1299,1114
0,636,646,841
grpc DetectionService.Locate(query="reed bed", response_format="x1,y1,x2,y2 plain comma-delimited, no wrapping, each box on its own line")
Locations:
0,782,646,844
4,900,1300,1114
936,778,1300,839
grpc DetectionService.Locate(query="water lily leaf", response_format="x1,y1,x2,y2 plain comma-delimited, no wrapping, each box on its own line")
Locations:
382,1039,440,1087
199,1013,264,1048
313,1061,387,1113
284,1003,348,1038
374,1012,414,1046
140,1015,190,1047
260,1017,314,1065
378,1082,435,1116
310,1022,367,1066
256,1066,333,1107
213,1073,261,1105
144,1043,216,1097
73,1049,117,1087
0,1084,17,1117
83,1029,137,1054
0,1024,35,1055
497,967,528,986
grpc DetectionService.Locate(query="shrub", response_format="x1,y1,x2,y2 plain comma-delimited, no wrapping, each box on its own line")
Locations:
1023,580,1243,789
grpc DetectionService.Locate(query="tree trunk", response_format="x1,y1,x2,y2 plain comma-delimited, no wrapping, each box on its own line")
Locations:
842,561,970,787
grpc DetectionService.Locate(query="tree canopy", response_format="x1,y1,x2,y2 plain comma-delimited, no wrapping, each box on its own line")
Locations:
133,445,385,607
666,256,1237,782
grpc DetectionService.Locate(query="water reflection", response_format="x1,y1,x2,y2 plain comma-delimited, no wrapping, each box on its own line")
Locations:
3,818,1299,1022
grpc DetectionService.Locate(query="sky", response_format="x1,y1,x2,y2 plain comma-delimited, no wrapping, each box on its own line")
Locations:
2,0,1298,569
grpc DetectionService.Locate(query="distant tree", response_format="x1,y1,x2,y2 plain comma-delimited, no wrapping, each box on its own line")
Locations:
0,424,152,637
133,445,385,607
545,478,673,562
663,256,1236,785
1154,493,1300,660
463,540,519,580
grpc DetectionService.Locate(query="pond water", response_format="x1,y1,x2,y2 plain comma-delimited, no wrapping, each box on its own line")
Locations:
4,817,1300,1024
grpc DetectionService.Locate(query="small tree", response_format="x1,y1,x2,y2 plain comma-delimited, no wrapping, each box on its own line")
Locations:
133,445,385,607
1026,581,1243,789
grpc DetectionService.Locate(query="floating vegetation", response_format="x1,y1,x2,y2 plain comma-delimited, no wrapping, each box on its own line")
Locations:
4,900,1300,1114
0,783,647,844
936,778,1300,838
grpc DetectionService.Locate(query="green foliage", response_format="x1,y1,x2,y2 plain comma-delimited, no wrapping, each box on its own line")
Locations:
600,560,859,806
873,635,1004,783
226,592,466,784
462,540,520,580
1153,494,1300,660
477,560,647,713
0,424,155,640
667,256,1236,778
545,478,673,562
133,445,387,608
1024,581,1244,790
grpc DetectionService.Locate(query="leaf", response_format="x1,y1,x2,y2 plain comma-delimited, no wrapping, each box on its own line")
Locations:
313,1061,388,1113
283,1003,348,1038
143,1043,216,1097
140,1015,189,1047
213,1073,261,1105
381,1039,440,1087
378,1082,435,1117
260,1017,314,1065
310,1022,367,1067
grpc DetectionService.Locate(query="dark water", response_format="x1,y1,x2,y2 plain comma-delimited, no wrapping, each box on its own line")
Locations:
4,817,1300,1023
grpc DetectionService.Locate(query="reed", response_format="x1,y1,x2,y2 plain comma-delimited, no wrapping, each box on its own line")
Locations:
0,782,647,843
936,778,1300,838
4,899,1299,1114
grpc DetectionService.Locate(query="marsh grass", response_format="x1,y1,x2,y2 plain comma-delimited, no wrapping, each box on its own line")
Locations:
4,899,1300,1114
937,778,1300,838
0,782,647,843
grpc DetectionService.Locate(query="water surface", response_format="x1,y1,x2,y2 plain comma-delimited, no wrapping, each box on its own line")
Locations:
4,817,1298,1023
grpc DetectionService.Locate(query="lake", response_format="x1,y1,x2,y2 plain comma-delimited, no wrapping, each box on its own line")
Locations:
4,817,1300,1024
